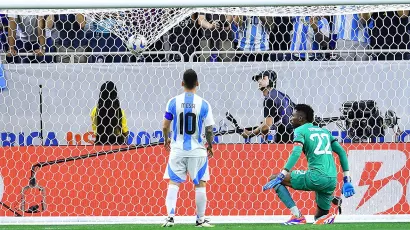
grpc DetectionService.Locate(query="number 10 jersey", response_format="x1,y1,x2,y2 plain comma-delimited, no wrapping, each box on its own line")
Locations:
165,92,215,157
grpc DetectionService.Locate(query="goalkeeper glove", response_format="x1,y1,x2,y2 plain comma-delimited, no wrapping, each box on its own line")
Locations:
263,173,285,191
342,176,355,198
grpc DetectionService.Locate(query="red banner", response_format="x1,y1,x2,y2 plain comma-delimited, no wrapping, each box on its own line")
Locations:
0,143,409,216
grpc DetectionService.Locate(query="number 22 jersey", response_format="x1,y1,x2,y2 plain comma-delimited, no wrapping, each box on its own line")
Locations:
293,123,338,177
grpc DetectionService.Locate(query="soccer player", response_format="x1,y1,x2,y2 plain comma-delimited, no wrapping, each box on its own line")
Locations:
263,104,355,225
241,70,295,143
162,69,215,227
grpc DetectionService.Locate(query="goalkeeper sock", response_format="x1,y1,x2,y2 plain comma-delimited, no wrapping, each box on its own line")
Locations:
290,206,302,218
166,184,179,217
195,187,207,220
274,184,300,217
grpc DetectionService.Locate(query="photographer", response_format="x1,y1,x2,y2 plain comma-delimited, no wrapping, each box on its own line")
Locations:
241,70,295,143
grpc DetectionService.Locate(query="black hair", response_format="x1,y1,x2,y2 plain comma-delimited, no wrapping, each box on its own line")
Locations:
294,104,315,123
96,81,125,145
183,69,198,89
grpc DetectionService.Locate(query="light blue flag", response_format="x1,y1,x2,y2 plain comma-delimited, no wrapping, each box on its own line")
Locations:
0,63,6,90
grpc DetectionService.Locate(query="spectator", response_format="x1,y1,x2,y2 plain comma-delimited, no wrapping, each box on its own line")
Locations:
164,13,200,62
6,14,48,63
0,14,8,63
371,11,410,60
198,13,234,62
270,16,292,61
50,14,87,63
333,13,374,61
235,16,273,62
231,16,240,50
91,81,129,145
43,15,56,63
288,16,330,61
88,13,128,63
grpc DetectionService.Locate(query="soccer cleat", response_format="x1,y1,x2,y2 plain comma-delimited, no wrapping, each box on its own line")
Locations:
196,218,215,228
162,217,174,227
282,215,307,225
313,213,336,224
283,216,306,225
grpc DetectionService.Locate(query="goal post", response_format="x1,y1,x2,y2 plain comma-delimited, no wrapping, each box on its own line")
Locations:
0,0,410,225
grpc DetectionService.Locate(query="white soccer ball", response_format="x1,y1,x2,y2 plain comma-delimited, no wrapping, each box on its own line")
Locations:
127,35,147,53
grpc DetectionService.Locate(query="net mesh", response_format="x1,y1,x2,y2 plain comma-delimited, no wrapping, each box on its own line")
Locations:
2,4,410,52
0,3,409,223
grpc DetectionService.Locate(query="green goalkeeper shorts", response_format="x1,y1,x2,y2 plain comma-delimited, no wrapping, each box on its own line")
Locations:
290,169,337,210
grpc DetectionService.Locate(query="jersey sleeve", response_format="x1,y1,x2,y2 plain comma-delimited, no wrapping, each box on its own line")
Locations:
204,102,215,127
367,18,374,29
318,18,330,37
164,98,175,121
90,106,97,134
121,109,129,133
293,127,305,145
263,98,276,118
284,145,303,171
331,141,350,172
328,130,338,143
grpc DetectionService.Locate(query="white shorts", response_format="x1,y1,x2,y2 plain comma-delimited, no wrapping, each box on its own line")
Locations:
163,156,210,185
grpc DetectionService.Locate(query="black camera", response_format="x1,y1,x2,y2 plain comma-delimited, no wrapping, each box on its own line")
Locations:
341,100,384,142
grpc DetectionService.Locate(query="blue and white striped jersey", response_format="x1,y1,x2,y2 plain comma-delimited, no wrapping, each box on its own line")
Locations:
333,14,373,44
238,16,270,51
165,92,215,157
290,16,330,58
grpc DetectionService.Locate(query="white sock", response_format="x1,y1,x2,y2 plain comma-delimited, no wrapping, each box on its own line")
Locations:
290,206,301,217
195,187,207,221
166,184,179,217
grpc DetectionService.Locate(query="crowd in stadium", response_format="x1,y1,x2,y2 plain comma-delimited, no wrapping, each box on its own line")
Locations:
0,11,409,63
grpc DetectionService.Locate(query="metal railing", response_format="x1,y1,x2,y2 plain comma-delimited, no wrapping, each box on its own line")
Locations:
188,49,410,62
2,49,410,63
0,51,185,63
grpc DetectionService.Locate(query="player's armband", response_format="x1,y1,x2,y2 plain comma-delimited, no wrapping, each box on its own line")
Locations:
164,112,173,120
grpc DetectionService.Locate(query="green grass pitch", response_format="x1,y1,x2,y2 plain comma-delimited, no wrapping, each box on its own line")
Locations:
1,223,410,230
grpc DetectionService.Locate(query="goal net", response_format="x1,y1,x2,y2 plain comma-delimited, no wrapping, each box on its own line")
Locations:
0,1,409,225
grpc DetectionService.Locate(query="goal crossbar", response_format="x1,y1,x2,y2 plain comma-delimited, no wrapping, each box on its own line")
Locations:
2,0,410,9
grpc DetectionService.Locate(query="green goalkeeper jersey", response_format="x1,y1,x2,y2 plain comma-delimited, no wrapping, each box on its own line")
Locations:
292,123,338,177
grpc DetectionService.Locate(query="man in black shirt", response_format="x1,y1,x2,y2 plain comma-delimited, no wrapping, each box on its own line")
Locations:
241,70,295,143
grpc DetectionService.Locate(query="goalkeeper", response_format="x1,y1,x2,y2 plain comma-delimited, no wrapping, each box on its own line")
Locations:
263,104,355,225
